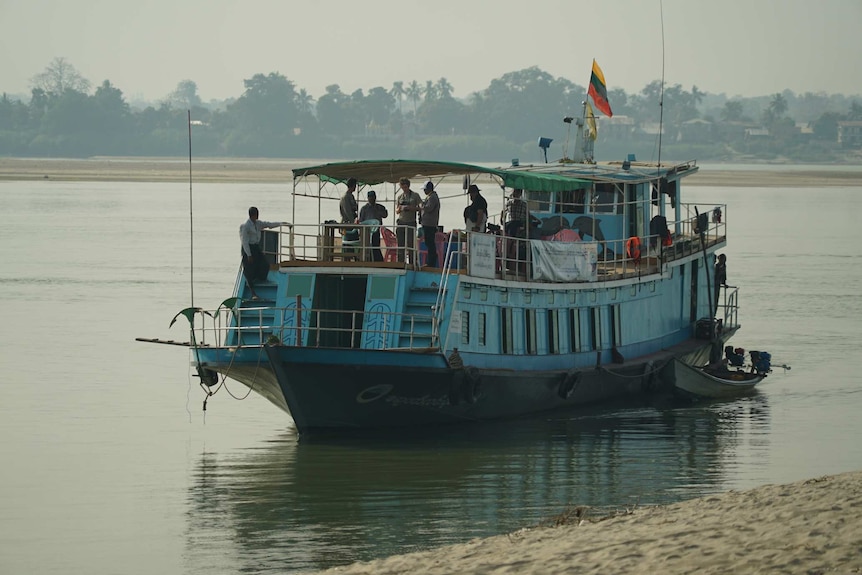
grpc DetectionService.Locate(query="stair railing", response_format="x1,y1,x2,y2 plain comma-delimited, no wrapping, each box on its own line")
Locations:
434,231,461,350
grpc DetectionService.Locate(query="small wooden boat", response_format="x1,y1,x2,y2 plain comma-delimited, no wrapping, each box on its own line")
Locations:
671,358,765,399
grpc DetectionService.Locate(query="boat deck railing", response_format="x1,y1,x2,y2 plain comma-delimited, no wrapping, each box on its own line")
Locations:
262,202,727,283
189,305,440,350
717,285,741,331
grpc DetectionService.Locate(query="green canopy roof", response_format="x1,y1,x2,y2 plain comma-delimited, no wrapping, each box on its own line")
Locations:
291,159,591,193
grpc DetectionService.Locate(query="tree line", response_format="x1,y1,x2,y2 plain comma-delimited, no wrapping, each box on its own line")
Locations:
1,57,860,162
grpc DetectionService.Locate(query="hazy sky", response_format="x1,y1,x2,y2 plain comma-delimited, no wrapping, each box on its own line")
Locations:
2,0,861,103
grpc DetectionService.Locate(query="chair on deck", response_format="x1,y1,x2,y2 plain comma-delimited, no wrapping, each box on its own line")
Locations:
381,226,398,262
340,228,361,260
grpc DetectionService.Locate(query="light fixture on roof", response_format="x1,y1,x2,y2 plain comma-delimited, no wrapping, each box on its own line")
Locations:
538,137,553,163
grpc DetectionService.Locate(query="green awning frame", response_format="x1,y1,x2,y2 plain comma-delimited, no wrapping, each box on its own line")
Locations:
291,159,592,193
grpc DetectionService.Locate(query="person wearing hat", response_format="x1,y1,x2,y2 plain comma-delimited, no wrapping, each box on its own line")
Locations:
359,190,388,262
420,181,440,267
395,177,421,264
464,184,487,233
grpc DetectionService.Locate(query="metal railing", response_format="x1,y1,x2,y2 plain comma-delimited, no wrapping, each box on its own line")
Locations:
190,305,439,351
717,285,741,330
262,203,727,283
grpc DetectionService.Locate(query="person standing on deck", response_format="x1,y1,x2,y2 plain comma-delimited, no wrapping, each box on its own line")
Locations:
714,253,727,314
359,190,388,262
340,178,359,224
395,177,421,263
505,188,528,237
420,181,440,267
464,184,488,233
240,206,287,300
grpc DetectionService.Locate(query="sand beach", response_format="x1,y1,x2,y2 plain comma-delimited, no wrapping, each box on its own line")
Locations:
307,470,862,574
1,157,861,187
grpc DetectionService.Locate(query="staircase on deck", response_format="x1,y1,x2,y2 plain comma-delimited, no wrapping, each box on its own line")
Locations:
397,284,441,349
227,279,279,347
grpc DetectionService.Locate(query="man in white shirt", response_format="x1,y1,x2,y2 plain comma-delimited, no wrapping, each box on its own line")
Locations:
240,206,287,299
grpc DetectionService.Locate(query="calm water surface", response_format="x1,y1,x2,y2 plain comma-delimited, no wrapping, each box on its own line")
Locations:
1,174,861,574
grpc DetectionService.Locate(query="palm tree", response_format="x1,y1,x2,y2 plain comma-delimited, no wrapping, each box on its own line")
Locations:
424,80,437,103
297,89,315,116
763,93,788,125
436,77,454,99
691,85,704,108
390,81,405,114
768,93,788,118
406,80,422,115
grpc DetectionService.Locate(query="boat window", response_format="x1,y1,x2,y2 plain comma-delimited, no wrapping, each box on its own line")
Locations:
556,189,586,214
569,309,581,352
369,275,397,299
547,310,559,354
611,304,621,347
591,307,602,350
525,309,536,355
526,190,551,213
461,311,470,345
478,312,486,346
591,184,622,214
286,274,314,298
501,308,513,354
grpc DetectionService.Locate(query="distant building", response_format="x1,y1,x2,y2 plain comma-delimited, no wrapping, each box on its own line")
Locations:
744,127,770,140
837,121,862,148
601,115,635,139
678,118,713,143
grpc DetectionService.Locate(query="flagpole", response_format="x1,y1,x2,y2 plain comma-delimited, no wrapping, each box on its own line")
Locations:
657,0,666,171
188,110,194,311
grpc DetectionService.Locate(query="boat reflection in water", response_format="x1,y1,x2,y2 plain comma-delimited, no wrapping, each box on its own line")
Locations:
184,397,770,574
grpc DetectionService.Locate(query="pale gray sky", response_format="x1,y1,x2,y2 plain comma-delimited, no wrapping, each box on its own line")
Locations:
2,0,861,102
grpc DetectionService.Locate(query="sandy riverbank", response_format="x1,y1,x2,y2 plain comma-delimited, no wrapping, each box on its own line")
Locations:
1,157,860,187
304,470,862,575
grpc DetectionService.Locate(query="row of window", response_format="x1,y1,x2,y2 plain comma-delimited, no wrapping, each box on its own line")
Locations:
460,305,622,355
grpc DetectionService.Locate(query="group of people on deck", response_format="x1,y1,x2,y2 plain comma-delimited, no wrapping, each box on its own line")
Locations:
339,179,531,267
237,181,527,297
236,185,570,297
338,176,445,267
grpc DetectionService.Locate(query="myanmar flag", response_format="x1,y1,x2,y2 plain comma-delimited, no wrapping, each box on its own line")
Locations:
588,59,613,117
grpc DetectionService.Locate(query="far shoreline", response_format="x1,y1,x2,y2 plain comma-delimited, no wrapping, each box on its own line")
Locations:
0,157,860,187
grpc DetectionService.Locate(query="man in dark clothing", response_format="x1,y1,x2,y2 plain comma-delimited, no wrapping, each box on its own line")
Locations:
358,190,388,262
464,184,487,233
714,253,727,312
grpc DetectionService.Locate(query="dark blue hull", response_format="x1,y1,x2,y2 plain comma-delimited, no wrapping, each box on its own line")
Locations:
197,332,731,435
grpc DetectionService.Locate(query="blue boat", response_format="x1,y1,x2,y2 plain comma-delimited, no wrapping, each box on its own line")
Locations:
153,124,741,436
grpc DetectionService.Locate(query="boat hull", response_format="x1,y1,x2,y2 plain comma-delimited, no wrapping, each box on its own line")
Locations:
671,359,764,399
198,332,734,435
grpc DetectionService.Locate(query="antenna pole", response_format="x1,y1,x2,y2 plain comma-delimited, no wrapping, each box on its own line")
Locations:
657,0,666,170
188,111,194,310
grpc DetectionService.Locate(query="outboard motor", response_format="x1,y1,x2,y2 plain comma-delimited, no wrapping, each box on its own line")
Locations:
750,351,772,374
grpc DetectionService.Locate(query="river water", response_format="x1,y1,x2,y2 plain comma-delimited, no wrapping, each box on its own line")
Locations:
1,172,861,574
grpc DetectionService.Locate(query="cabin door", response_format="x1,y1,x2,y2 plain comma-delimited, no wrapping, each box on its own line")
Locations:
626,184,643,238
689,261,699,323
310,274,368,348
